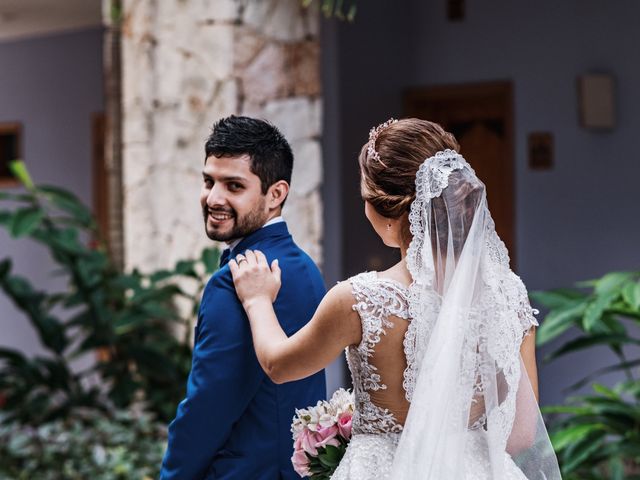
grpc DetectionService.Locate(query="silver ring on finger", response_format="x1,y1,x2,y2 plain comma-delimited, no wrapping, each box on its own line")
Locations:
236,255,247,265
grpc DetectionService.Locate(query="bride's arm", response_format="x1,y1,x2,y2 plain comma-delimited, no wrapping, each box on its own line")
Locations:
505,328,540,455
520,328,539,402
230,249,361,384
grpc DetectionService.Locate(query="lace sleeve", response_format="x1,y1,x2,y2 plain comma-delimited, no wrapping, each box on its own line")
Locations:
512,272,539,335
349,273,397,351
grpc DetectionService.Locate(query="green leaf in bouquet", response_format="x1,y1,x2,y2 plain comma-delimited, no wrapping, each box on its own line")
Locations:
317,444,341,468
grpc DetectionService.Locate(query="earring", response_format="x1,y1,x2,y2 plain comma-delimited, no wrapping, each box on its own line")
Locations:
387,223,391,231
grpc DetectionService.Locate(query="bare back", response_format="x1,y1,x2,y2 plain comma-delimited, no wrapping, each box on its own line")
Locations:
346,271,415,435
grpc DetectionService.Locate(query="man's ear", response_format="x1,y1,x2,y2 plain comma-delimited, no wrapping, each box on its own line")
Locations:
267,180,290,210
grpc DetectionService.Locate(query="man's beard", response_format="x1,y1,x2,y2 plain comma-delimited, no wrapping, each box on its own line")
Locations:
202,199,269,242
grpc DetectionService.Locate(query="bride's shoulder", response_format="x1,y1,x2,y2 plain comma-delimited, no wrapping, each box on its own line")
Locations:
346,271,377,284
327,272,377,298
319,272,377,311
316,279,362,321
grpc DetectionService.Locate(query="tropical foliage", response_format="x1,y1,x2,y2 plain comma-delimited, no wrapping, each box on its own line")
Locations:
0,161,218,425
0,160,219,477
302,0,357,21
0,409,166,480
533,271,640,479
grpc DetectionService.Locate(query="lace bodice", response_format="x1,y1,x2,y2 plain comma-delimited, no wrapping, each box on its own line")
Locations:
346,271,412,436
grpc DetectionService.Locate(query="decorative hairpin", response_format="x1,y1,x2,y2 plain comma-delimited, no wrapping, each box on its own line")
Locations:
367,118,398,162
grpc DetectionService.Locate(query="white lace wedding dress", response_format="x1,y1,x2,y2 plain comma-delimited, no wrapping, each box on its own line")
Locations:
327,148,560,479
331,271,532,480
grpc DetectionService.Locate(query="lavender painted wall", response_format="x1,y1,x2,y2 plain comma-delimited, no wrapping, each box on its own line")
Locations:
323,0,640,405
0,28,104,356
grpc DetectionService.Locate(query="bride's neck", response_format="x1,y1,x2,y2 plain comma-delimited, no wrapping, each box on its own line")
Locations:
400,242,409,260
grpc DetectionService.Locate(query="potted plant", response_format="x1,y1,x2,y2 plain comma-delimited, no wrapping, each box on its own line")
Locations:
533,271,640,479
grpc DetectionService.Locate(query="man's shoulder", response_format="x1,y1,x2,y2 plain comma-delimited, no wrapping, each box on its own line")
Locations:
203,265,234,299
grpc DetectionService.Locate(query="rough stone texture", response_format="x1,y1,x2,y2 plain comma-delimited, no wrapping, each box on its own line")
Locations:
120,0,323,272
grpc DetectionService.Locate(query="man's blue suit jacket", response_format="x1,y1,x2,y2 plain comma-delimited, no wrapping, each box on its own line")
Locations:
161,222,326,479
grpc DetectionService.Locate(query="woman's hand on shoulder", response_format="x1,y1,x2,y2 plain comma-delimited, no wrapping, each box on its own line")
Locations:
229,249,281,308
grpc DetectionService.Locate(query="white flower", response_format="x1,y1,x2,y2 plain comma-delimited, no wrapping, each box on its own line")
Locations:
291,414,305,440
291,391,355,439
318,412,336,428
329,388,354,416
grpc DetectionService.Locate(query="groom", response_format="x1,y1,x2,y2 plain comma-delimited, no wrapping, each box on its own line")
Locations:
161,116,327,479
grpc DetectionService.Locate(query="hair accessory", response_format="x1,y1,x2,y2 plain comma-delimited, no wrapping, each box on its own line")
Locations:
367,118,398,162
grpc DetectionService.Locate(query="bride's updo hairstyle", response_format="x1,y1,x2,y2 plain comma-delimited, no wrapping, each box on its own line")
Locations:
359,118,459,219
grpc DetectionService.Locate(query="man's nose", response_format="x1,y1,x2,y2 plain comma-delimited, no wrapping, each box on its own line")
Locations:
206,184,226,208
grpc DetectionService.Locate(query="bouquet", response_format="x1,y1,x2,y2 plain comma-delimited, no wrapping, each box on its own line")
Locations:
290,388,354,479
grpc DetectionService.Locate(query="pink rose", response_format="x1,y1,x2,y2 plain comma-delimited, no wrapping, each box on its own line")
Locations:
291,448,311,477
315,424,340,449
298,428,319,456
338,413,352,439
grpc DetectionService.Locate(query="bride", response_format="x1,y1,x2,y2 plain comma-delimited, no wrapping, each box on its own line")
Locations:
229,118,562,479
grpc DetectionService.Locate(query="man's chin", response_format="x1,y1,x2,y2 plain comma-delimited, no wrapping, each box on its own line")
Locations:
205,225,236,243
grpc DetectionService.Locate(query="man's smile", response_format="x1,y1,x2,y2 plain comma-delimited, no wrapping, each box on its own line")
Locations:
208,210,235,225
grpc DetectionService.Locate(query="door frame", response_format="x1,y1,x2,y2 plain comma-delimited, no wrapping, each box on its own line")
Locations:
403,81,517,267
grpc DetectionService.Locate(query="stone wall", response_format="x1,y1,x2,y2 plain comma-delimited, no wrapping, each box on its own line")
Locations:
120,0,323,271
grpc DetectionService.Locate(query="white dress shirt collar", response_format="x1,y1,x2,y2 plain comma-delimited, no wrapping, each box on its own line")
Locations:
226,216,284,252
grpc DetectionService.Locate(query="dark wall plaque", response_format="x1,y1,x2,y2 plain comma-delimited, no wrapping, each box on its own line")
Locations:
0,123,22,186
448,0,465,21
528,132,554,170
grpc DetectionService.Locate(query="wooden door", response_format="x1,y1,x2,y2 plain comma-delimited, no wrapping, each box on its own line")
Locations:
404,82,516,266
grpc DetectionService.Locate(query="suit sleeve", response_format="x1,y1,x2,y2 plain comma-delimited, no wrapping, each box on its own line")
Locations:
160,270,265,479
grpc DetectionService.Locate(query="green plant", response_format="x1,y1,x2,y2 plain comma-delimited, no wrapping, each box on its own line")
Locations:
0,408,166,480
533,271,640,479
301,0,357,21
0,161,218,425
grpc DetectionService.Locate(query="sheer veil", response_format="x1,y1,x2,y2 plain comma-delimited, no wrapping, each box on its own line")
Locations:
390,150,561,479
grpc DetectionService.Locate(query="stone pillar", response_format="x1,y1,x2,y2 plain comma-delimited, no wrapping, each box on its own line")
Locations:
119,0,323,271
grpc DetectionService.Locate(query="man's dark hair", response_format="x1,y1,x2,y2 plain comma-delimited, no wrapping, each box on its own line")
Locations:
205,116,294,197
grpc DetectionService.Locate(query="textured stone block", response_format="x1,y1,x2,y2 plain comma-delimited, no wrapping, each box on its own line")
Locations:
121,0,323,270
291,139,323,196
